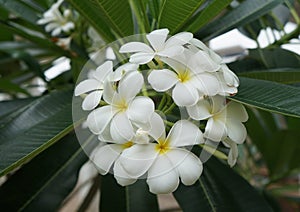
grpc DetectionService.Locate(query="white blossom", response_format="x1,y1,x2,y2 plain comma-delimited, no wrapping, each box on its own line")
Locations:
74,61,113,110
119,28,193,64
118,120,204,194
37,0,75,36
148,49,221,106
86,71,155,143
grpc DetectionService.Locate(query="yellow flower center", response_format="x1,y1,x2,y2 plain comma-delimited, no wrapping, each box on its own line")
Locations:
116,98,128,111
156,139,170,154
177,70,191,83
122,141,133,149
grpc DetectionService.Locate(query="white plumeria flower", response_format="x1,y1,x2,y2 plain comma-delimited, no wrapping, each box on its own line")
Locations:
93,113,164,185
190,38,239,95
187,95,248,143
148,49,221,106
87,71,155,143
75,61,113,110
118,120,204,194
119,28,193,64
37,0,75,36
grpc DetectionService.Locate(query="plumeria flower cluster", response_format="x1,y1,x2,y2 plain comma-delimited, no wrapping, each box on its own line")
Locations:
74,28,248,194
37,0,76,48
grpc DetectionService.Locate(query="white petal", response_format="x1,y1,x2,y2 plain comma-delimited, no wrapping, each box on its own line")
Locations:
193,73,220,96
192,51,220,73
222,65,239,87
119,42,153,53
186,99,212,120
146,28,169,51
157,46,184,58
148,112,166,141
93,144,122,175
51,27,61,36
167,120,203,147
204,118,226,142
226,102,248,122
225,140,238,167
103,80,115,104
86,105,117,134
118,71,144,100
113,158,137,186
120,143,158,178
127,96,154,123
226,121,247,144
110,112,135,143
167,149,203,185
172,82,199,106
147,155,179,194
129,52,154,64
74,79,100,96
82,90,103,110
161,57,186,73
62,22,74,32
148,69,178,92
112,63,139,81
165,32,193,48
94,61,113,82
210,95,226,114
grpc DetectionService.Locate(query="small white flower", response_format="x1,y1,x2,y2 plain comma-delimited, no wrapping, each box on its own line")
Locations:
93,112,164,185
187,95,248,143
118,120,203,194
119,28,193,64
37,0,75,36
190,38,239,95
86,71,155,143
148,49,220,106
74,61,113,110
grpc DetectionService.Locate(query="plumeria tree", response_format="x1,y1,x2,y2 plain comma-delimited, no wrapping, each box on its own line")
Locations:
0,0,300,211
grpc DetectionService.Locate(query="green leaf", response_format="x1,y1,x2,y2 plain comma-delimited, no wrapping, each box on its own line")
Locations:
0,90,74,176
0,97,36,118
0,0,39,24
158,0,205,34
230,77,300,118
100,174,127,212
127,180,159,212
246,109,300,179
238,69,300,84
185,0,232,32
100,175,159,212
174,156,272,212
196,0,284,40
129,0,150,33
66,0,115,42
0,79,30,95
0,132,90,211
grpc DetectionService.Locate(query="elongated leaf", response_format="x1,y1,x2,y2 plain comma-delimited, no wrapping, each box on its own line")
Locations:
93,0,134,36
100,174,127,212
0,78,30,95
185,0,232,32
196,0,284,40
0,0,39,24
127,180,159,212
129,0,150,33
174,156,272,211
66,0,115,42
0,97,36,118
230,77,300,118
0,90,74,176
246,109,300,179
158,0,205,34
238,69,300,84
100,175,159,212
0,132,90,211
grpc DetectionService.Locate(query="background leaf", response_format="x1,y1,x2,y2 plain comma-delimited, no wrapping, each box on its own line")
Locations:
230,77,300,118
196,0,284,41
174,156,272,212
0,90,74,176
0,132,90,211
